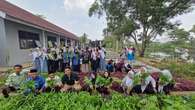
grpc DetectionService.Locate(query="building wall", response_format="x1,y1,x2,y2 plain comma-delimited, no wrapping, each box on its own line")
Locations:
0,17,9,66
2,19,77,66
4,20,43,66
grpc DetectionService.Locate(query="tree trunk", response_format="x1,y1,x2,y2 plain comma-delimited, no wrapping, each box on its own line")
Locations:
139,48,146,57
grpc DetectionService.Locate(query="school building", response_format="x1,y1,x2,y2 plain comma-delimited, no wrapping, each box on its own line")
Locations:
0,0,79,67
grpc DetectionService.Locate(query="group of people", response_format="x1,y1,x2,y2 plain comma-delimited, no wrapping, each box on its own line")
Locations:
1,46,174,98
2,65,82,97
122,65,174,95
30,46,107,73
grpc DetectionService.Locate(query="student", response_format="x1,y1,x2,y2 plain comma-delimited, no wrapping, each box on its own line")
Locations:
63,46,71,69
45,71,62,92
40,48,48,73
106,60,114,73
121,71,134,95
57,48,64,72
47,49,55,73
81,47,91,73
82,72,97,94
24,69,45,95
131,67,157,94
52,48,58,72
103,71,113,86
91,49,98,72
33,48,42,73
157,69,174,94
114,59,124,72
98,47,106,72
72,49,81,72
61,67,81,92
124,62,133,73
2,65,27,98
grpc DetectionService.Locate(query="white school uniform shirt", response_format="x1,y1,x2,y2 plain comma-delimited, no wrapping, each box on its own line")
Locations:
122,76,133,88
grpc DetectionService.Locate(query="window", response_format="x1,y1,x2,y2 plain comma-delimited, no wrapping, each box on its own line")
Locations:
67,39,71,46
18,31,40,49
60,38,66,47
47,36,57,48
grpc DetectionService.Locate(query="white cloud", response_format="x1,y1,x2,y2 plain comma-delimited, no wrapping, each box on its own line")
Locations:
63,0,94,11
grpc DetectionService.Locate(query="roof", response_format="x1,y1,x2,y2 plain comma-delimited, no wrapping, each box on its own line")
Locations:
0,0,78,40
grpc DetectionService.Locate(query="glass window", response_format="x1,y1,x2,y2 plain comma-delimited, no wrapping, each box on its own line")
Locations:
18,31,40,49
47,36,57,47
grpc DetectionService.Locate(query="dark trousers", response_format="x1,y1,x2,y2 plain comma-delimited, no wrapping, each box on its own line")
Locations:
2,86,17,98
48,60,55,72
72,65,80,72
91,60,98,72
163,83,174,95
54,60,59,72
63,62,70,70
58,59,64,72
131,83,156,94
45,86,61,93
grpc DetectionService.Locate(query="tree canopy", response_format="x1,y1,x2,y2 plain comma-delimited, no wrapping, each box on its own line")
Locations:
89,0,193,56
168,27,190,44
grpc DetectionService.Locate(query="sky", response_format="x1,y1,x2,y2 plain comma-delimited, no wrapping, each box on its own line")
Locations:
5,0,195,41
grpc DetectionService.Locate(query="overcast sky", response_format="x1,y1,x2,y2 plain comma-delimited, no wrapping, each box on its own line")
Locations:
6,0,195,41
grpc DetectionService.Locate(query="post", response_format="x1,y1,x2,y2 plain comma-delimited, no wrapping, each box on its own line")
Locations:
42,31,46,48
0,15,9,66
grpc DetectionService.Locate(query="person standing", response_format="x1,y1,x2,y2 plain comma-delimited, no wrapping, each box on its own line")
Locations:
40,48,48,73
30,48,42,73
72,48,81,72
81,47,90,73
127,48,134,65
120,48,127,60
53,47,59,72
98,47,106,72
47,49,55,72
91,48,98,72
63,46,71,68
57,48,64,72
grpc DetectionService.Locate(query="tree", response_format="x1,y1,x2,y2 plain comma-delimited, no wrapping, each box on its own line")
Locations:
190,25,195,46
89,0,192,57
168,28,190,44
190,25,195,33
79,33,88,48
35,14,46,19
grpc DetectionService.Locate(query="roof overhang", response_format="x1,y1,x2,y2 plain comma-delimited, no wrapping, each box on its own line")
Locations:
0,11,6,19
